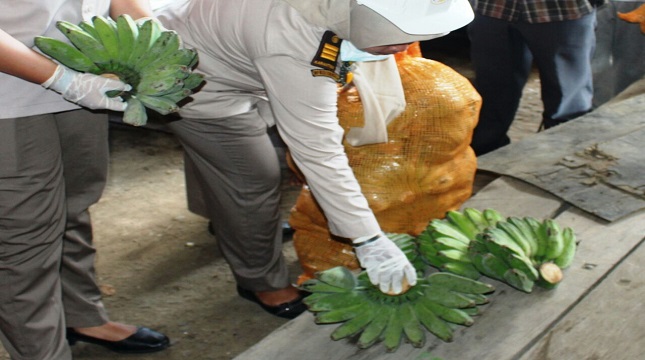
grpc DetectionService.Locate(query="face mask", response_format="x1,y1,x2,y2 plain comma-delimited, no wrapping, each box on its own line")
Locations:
340,40,390,62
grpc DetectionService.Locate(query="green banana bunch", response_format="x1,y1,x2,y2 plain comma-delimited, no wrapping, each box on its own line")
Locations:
417,208,504,280
301,266,494,352
468,217,578,292
34,15,203,126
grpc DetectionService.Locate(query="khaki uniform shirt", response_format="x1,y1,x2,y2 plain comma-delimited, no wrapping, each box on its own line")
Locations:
156,0,381,238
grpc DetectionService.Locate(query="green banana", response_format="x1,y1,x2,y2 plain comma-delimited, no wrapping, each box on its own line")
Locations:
506,253,539,281
428,219,471,244
507,216,539,256
425,272,494,295
181,72,205,90
314,303,365,324
382,307,404,352
79,20,103,42
433,236,470,252
356,305,392,349
115,14,138,63
503,268,534,293
122,97,148,126
473,252,509,280
91,16,119,59
34,37,101,74
138,94,180,115
159,88,192,104
304,291,365,312
330,307,375,340
483,208,504,226
496,221,532,257
446,210,479,240
400,302,425,348
421,285,475,308
482,236,515,261
544,219,565,260
136,76,184,97
135,30,181,71
484,227,525,256
418,297,474,326
554,227,577,269
458,292,489,305
56,21,111,64
440,261,480,280
413,300,453,342
437,249,470,263
127,18,155,66
463,207,490,231
315,266,357,290
526,217,548,259
300,279,351,293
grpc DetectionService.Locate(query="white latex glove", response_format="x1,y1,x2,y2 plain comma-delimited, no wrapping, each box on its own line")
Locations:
42,65,130,111
353,233,417,294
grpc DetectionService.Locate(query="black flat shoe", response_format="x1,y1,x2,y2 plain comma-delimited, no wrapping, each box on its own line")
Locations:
236,286,308,319
66,327,170,354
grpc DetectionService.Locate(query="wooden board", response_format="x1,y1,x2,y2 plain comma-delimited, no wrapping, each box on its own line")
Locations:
520,237,645,360
233,177,645,360
476,94,645,222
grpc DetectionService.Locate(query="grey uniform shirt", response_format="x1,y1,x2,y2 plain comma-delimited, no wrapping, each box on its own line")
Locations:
0,0,111,118
156,0,381,239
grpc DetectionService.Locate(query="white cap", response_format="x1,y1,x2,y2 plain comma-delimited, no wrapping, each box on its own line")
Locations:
355,0,474,35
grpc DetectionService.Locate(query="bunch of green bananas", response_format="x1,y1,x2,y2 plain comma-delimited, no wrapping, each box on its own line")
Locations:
34,15,204,126
301,266,494,352
417,208,505,280
416,208,578,292
468,217,577,292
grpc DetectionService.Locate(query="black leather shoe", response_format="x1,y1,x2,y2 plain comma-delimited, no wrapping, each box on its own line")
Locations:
66,327,170,354
236,286,308,319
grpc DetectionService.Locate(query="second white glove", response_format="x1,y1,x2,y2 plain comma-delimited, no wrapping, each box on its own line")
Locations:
353,233,417,295
42,65,131,111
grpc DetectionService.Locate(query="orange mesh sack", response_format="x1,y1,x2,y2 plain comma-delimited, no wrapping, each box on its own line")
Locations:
289,44,482,283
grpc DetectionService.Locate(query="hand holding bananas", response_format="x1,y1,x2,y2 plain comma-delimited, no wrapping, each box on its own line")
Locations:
34,15,203,126
353,233,417,294
41,64,131,111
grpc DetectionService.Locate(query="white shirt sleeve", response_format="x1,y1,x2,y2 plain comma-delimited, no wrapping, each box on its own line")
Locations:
254,55,381,239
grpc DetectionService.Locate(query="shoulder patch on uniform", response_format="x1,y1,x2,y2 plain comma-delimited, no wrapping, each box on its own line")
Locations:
311,31,342,71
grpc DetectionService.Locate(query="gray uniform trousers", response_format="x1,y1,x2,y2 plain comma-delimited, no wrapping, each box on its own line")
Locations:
0,109,109,359
167,110,290,292
468,11,597,155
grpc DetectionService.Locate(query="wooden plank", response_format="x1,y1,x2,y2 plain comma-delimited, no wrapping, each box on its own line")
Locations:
519,234,645,360
233,178,645,360
476,93,645,221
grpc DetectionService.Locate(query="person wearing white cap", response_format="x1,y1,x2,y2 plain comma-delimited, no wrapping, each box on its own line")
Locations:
154,0,473,319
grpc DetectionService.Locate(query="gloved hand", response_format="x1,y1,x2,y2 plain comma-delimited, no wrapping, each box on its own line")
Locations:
353,233,417,295
42,65,131,111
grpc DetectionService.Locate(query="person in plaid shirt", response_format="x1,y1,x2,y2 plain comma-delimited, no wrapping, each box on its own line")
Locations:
467,0,605,155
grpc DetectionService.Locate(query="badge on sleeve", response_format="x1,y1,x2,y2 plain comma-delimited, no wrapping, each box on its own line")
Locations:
310,31,342,81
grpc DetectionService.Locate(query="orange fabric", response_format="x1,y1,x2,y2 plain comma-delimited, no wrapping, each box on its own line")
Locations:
617,3,645,34
290,43,481,283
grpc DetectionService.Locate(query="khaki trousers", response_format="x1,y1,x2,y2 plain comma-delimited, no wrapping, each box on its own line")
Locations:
167,111,290,291
0,109,109,359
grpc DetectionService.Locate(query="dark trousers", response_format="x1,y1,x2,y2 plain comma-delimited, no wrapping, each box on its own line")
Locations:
468,11,596,155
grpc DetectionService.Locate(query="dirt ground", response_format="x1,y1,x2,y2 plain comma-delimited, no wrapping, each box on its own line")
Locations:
0,38,544,360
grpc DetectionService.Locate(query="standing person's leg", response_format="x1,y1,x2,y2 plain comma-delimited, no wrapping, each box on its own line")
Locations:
522,12,596,129
56,109,169,352
0,115,72,360
468,15,534,155
168,112,306,318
